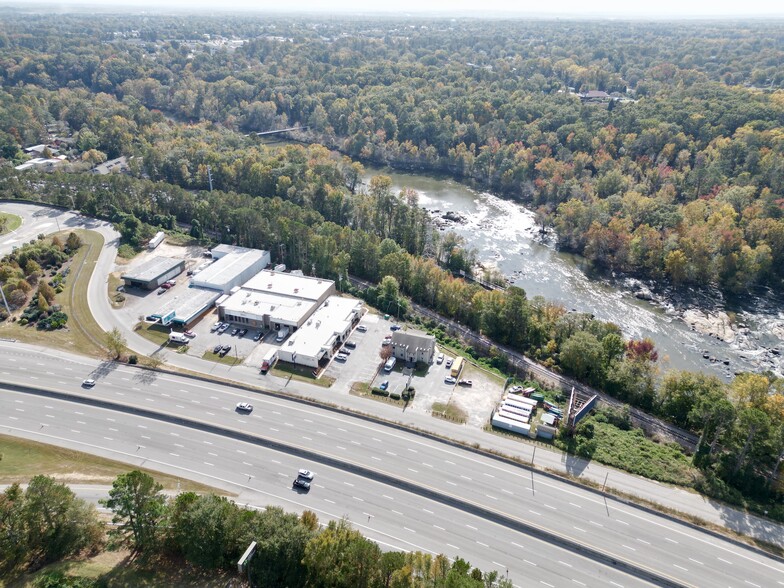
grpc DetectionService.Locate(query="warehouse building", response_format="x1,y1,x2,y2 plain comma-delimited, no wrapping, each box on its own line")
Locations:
121,257,185,290
190,246,270,293
278,297,364,368
391,330,436,364
148,287,223,327
219,270,335,331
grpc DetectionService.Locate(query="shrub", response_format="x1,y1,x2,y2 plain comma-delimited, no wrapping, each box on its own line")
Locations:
128,355,138,364
371,387,389,397
390,392,401,400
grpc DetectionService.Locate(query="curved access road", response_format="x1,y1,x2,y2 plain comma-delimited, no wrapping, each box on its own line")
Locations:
1,201,782,552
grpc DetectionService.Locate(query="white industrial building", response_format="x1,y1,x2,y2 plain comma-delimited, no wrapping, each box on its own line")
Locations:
278,297,363,368
219,270,335,331
190,246,270,293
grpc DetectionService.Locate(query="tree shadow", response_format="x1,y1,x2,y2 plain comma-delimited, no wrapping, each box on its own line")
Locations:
89,360,121,381
711,500,784,549
561,447,592,478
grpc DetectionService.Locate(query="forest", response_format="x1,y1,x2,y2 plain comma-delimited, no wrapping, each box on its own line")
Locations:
0,12,782,515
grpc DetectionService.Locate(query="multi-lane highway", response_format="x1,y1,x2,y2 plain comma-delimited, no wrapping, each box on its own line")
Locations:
2,345,782,588
1,200,781,549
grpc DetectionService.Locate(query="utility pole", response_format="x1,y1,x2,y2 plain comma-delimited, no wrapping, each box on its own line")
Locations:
207,165,213,192
0,281,11,317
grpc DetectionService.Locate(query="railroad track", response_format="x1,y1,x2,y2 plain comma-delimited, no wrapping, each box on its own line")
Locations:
348,275,698,449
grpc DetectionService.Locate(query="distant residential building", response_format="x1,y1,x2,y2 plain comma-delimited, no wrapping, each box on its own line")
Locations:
23,144,59,157
391,329,436,364
579,90,610,102
14,156,67,172
92,156,129,175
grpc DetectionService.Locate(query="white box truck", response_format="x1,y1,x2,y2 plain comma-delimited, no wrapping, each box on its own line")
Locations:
169,332,189,344
275,326,290,342
261,349,278,374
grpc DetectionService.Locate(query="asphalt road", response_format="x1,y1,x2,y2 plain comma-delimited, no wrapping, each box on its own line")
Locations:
1,350,783,588
1,201,780,548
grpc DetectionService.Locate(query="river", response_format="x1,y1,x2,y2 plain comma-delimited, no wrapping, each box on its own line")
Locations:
362,166,784,380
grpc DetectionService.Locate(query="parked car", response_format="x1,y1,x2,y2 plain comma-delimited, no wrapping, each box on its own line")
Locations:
165,279,177,286
213,344,223,354
339,348,351,355
219,345,231,357
458,379,473,387
437,353,444,364
357,325,367,332
334,354,347,362
238,328,248,338
159,282,172,290
345,340,357,349
217,323,230,334
157,287,167,295
210,321,222,332
380,380,389,390
236,402,253,412
446,358,453,368
444,376,457,384
390,324,401,331
230,328,239,336
82,378,95,388
183,330,196,338
253,331,263,341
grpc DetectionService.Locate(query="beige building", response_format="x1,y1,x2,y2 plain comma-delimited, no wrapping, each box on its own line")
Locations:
391,330,436,364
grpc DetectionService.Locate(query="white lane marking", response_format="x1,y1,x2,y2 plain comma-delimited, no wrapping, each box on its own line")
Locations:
465,524,477,531
673,564,688,571
589,520,603,527
460,475,472,481
324,499,335,504
236,450,246,454
622,545,636,551
242,462,252,467
422,462,433,468
408,448,418,453
304,419,313,423
637,538,650,545
8,417,18,420
391,510,403,516
271,459,281,464
175,404,184,408
688,558,703,565
174,443,184,448
372,456,382,461
353,497,364,502
204,462,214,466
572,580,586,586
408,468,418,474
616,519,629,525
744,582,761,588
446,480,457,486
541,582,555,588
76,421,86,425
103,437,113,441
170,432,179,437
351,440,361,445
161,393,170,397
137,425,147,429
74,411,84,415
45,414,55,419
208,452,218,457
511,542,524,549
210,396,219,400
485,494,497,500
476,541,489,548
140,435,151,440
303,436,313,441
433,525,445,530
609,583,624,588
372,437,381,442
569,502,582,508
501,489,513,495
665,537,679,544
106,418,115,422
169,453,179,457
338,428,347,432
523,560,537,566
445,460,455,465
529,510,541,516
386,451,397,456
382,495,394,500
558,561,573,568
203,441,212,445
116,392,124,396
108,428,118,432
447,543,459,550
544,504,557,510
15,408,24,412
483,473,495,478
344,482,355,487
717,557,732,565
336,445,346,450
270,428,279,432
573,527,586,533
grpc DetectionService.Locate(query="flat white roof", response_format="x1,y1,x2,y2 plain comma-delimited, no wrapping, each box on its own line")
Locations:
192,250,267,288
221,288,317,325
121,256,183,282
211,243,256,257
242,270,333,302
284,297,362,360
151,286,222,323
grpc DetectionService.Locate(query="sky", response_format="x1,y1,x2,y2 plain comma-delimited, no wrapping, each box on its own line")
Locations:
18,0,784,17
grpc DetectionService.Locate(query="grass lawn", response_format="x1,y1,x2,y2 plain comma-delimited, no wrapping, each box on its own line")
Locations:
0,230,109,357
134,321,171,346
201,349,245,366
6,550,234,588
272,362,335,387
0,211,22,234
0,434,223,493
108,273,125,308
432,401,468,424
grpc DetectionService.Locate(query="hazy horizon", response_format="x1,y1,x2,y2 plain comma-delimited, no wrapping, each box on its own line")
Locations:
12,0,784,18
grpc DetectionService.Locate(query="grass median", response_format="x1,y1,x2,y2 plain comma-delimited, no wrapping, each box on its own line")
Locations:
0,433,223,493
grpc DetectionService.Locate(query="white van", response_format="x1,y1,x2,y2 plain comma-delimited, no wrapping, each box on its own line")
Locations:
383,357,396,372
275,326,290,342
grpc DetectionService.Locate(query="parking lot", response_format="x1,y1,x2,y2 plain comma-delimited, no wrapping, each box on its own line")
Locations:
323,313,506,427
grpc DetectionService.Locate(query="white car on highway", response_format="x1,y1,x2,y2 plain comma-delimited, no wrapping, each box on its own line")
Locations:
235,402,253,412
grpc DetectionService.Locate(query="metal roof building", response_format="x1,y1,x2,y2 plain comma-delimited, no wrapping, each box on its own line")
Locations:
149,286,223,326
121,257,185,290
190,247,270,293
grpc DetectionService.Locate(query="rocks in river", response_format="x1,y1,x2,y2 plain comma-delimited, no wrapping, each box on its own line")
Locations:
635,287,654,301
683,309,736,343
441,210,467,223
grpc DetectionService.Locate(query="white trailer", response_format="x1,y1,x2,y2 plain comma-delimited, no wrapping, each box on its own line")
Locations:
148,231,165,249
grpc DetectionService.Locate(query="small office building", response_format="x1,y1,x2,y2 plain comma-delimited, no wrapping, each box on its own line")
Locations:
121,257,185,290
391,330,436,364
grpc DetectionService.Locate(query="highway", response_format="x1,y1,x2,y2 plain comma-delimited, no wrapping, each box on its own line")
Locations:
2,348,783,588
1,201,780,548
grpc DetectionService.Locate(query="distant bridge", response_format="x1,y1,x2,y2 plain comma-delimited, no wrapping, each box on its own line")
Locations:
252,126,309,137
